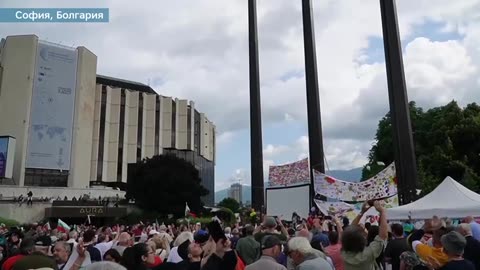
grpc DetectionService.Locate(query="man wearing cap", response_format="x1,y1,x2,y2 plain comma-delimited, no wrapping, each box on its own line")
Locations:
236,225,260,265
245,235,287,270
254,216,288,243
434,231,475,270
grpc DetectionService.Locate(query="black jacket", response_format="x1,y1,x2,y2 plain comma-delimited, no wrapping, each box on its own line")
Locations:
201,250,237,270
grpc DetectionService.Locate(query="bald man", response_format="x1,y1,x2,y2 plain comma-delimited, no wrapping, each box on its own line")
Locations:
464,216,480,241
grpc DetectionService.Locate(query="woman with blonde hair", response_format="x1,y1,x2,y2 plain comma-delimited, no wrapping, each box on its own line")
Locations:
151,235,170,260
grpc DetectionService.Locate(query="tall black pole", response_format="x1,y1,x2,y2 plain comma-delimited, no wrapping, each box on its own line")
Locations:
379,0,418,205
248,0,265,212
302,0,325,206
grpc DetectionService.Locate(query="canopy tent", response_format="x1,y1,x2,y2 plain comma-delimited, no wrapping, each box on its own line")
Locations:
387,177,480,220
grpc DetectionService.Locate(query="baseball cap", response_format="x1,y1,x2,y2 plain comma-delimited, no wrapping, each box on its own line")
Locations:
261,235,284,250
194,231,210,244
441,231,466,255
263,216,277,228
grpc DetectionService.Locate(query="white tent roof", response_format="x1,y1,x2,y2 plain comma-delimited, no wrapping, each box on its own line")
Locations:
387,177,480,220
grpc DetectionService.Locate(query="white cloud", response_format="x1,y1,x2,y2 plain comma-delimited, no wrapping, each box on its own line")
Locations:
216,131,236,146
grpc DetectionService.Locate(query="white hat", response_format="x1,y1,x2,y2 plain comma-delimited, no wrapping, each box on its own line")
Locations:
148,230,159,236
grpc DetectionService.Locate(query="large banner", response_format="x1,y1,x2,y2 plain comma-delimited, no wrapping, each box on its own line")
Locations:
0,138,7,177
268,158,310,187
314,163,397,201
315,196,399,223
26,41,78,170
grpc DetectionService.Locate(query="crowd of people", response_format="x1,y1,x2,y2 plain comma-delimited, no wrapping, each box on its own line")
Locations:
0,201,479,270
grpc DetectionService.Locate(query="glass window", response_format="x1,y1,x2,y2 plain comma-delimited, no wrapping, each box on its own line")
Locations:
97,85,107,181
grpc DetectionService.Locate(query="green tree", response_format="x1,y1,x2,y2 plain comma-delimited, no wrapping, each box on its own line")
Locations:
364,101,480,194
217,197,240,213
126,154,209,217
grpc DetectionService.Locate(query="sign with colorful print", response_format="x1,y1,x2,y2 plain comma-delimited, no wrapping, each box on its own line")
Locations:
314,163,397,201
314,196,399,223
268,158,310,187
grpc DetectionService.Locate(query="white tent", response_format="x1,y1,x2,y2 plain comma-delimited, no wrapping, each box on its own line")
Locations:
387,177,480,220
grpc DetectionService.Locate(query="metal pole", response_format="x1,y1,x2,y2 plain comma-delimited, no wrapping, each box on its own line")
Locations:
301,0,326,206
248,0,265,212
379,0,418,204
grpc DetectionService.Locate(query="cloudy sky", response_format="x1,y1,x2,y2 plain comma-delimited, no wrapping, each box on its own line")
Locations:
2,0,480,191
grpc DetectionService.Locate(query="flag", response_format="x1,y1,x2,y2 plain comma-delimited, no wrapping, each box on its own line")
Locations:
44,222,51,231
57,218,71,232
185,202,190,217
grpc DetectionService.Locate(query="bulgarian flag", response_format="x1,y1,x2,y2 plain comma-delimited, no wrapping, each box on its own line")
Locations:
57,219,71,233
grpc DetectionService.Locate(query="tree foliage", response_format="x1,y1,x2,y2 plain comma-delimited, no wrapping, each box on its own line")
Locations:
363,101,480,194
217,197,240,213
126,154,209,217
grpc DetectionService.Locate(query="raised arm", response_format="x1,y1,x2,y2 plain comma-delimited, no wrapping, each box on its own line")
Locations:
334,217,343,241
374,201,388,240
352,202,370,226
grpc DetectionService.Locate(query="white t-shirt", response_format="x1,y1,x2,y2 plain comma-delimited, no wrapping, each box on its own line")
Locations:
95,241,115,258
167,246,183,263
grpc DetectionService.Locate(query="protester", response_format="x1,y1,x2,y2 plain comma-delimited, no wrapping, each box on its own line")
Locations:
245,235,286,270
435,231,475,270
235,225,260,265
341,201,388,270
103,249,122,264
82,230,102,263
2,238,35,270
324,218,344,270
287,237,333,270
464,217,480,241
113,233,132,256
456,223,480,270
121,243,155,270
384,223,409,270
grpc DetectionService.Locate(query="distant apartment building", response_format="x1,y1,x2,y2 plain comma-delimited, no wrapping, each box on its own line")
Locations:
228,183,243,203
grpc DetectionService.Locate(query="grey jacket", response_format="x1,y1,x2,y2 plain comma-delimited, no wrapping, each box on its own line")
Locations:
297,253,334,270
245,256,287,270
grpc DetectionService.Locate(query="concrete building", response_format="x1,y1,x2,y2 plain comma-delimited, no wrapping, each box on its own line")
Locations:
228,183,243,203
0,35,216,205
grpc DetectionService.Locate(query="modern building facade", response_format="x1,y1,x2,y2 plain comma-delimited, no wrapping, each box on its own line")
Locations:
228,183,243,203
0,35,216,205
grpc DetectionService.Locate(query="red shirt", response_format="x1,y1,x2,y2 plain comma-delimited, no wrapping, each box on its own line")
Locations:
325,243,344,270
133,228,142,236
2,254,25,270
146,256,163,268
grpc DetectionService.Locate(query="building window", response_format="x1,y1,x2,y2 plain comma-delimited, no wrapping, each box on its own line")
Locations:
171,100,176,148
137,93,143,161
194,111,200,154
187,106,192,150
117,89,126,182
0,66,3,97
24,169,68,187
97,85,107,181
154,96,160,155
